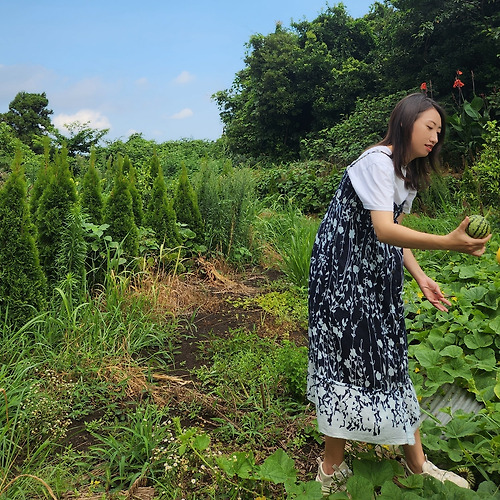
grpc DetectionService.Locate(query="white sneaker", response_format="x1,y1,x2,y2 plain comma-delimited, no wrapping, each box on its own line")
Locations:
315,457,352,495
406,456,470,489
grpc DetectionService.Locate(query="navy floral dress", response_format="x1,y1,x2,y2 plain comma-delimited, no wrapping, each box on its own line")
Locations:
307,148,420,445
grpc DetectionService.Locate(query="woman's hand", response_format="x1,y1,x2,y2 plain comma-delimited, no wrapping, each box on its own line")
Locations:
446,217,491,256
417,275,452,312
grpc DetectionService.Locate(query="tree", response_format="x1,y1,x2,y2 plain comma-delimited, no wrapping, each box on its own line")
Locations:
1,92,53,151
104,156,139,259
35,146,78,286
0,151,46,325
80,148,104,225
53,121,108,157
145,169,180,250
123,156,143,227
174,163,204,245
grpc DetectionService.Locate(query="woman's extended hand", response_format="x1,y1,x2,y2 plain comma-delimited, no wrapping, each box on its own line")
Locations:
417,275,452,312
446,217,491,256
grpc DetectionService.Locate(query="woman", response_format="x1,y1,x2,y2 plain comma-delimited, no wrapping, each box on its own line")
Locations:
307,93,490,494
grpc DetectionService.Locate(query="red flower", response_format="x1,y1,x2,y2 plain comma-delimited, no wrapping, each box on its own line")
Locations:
420,82,427,91
453,78,465,88
457,70,463,75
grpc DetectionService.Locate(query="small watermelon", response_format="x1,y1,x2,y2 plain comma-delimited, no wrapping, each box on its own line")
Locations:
466,215,491,239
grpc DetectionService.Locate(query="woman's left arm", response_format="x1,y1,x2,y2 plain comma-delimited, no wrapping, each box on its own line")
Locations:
398,215,452,312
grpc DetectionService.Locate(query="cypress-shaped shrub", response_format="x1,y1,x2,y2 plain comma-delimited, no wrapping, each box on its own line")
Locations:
125,157,143,227
35,146,78,286
80,148,104,225
104,157,139,259
0,151,46,325
145,169,180,249
174,163,204,244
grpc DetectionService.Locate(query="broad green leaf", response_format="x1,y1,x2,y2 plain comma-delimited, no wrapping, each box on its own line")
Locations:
193,433,210,451
463,331,493,349
439,345,463,358
463,286,487,301
495,372,500,400
352,459,394,487
466,347,496,371
345,474,374,500
458,266,478,279
377,480,403,500
413,345,441,368
426,367,454,385
444,418,480,438
398,473,424,489
489,315,500,334
284,479,322,499
258,448,296,484
216,451,255,479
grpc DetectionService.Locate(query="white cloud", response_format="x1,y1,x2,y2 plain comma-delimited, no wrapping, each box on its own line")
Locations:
53,109,111,131
170,108,193,120
174,70,194,84
135,77,148,86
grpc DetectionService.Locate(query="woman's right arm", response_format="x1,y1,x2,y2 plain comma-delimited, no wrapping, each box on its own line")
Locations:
370,211,491,256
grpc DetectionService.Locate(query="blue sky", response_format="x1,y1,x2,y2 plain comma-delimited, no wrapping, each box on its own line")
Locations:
1,0,375,143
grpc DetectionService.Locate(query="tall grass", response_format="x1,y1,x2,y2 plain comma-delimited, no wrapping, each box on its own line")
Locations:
256,201,319,288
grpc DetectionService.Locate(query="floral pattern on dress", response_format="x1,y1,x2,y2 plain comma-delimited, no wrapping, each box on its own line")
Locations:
307,150,420,445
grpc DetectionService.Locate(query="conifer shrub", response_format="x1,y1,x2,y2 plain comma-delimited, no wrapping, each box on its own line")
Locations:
126,158,144,227
80,148,104,225
35,146,78,286
0,152,46,325
104,156,139,259
145,169,181,250
174,163,204,245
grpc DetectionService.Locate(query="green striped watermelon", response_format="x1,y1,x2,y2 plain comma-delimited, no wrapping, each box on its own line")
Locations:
466,215,491,239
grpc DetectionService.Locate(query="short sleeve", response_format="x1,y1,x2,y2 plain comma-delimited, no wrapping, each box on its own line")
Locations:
347,149,396,211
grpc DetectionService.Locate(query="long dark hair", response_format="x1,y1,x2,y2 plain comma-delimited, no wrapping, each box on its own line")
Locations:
378,93,446,190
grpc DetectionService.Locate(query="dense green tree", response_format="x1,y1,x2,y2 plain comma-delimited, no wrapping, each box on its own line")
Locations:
174,163,204,244
214,1,500,160
123,156,143,227
0,152,46,325
35,146,78,286
80,148,104,225
53,121,108,157
0,92,53,152
104,157,139,258
145,169,180,249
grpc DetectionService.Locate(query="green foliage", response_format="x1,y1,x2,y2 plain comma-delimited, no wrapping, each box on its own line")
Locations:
467,121,500,209
0,153,46,325
255,161,340,215
125,158,144,227
174,163,204,245
80,148,104,225
34,147,78,286
0,91,53,152
55,205,87,305
145,168,180,250
301,90,408,167
53,120,108,157
403,226,500,483
104,156,139,258
195,160,256,262
87,404,171,491
446,96,491,167
256,203,319,287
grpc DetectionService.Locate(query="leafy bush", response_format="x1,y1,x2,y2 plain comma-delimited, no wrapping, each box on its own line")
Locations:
195,160,257,262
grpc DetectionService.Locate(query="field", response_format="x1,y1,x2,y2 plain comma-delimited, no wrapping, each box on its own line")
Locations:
1,201,500,499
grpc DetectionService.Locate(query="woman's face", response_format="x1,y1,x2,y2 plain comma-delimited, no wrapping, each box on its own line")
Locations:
408,107,442,162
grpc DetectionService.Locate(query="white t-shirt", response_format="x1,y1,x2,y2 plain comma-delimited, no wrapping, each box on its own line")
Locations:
347,146,417,214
